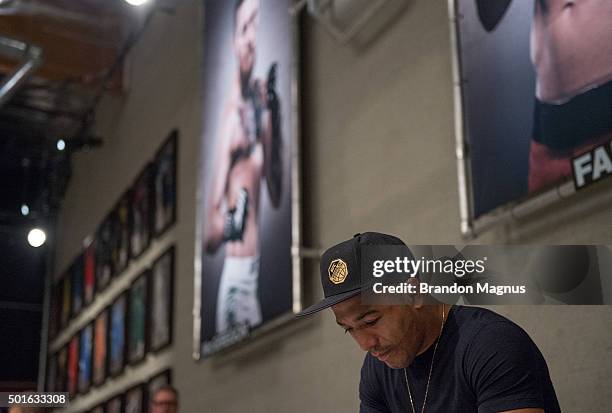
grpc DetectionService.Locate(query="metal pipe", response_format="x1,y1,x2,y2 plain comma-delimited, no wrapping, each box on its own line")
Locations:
0,36,28,59
448,0,476,238
0,36,44,108
37,219,55,392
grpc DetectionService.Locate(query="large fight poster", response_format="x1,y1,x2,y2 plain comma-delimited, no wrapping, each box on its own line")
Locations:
453,0,612,220
195,0,299,357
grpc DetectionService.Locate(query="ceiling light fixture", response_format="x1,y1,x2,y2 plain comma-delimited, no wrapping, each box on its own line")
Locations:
27,228,46,248
124,0,151,6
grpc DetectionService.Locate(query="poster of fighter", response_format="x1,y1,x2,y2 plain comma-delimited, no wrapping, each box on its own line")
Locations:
109,292,127,376
195,0,300,357
153,130,178,237
130,164,153,260
96,214,114,291
112,191,131,275
93,307,109,386
452,0,612,222
150,247,174,352
71,253,84,317
125,383,145,413
78,323,93,394
128,270,149,364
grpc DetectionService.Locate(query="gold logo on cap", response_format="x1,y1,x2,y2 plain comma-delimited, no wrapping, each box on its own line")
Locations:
328,259,348,284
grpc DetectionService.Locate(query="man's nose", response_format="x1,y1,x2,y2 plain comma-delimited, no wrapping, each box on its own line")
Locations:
352,330,378,352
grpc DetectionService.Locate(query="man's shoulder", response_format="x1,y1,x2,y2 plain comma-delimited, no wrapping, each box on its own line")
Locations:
450,306,531,349
452,305,520,331
450,306,539,360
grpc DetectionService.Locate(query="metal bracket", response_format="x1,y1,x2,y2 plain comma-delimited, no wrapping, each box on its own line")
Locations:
291,0,399,44
292,246,323,259
0,36,44,108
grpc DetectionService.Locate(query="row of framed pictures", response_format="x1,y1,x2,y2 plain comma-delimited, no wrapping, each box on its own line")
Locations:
90,369,172,413
46,246,175,397
49,130,178,339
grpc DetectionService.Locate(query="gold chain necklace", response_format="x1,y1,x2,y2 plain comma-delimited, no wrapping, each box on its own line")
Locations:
403,305,447,413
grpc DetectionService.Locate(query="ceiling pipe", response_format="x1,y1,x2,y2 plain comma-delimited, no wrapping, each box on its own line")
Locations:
0,35,43,108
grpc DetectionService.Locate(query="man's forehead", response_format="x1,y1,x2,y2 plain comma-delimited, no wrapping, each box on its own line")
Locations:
153,389,176,401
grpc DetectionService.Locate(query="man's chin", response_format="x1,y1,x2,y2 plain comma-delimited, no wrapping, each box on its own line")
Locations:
384,360,403,369
383,355,413,370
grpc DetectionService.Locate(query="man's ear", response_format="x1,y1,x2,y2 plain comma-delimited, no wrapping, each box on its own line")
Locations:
476,0,512,32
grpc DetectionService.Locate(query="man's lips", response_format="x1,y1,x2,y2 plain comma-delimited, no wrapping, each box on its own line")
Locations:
372,349,392,362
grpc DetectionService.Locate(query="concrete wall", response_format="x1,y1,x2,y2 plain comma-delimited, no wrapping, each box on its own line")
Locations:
53,1,612,412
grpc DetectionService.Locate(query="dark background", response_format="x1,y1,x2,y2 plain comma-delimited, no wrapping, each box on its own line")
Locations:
0,230,46,385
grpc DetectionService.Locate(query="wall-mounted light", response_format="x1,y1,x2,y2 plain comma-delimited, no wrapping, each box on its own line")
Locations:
124,0,151,6
56,139,66,151
27,227,46,248
21,204,29,216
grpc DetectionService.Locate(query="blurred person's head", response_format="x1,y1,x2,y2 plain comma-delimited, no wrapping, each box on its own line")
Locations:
8,406,46,413
233,0,260,92
149,385,179,413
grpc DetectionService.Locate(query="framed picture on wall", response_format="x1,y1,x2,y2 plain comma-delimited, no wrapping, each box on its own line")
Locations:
150,246,174,352
128,270,149,364
106,393,123,413
50,280,63,339
147,369,172,402
56,345,67,392
130,164,153,260
194,0,302,358
112,191,131,275
96,215,114,291
84,242,96,305
60,272,71,328
109,292,127,377
449,0,612,235
46,353,57,392
71,254,84,317
78,323,93,394
93,307,109,386
153,130,178,237
91,403,105,413
125,383,146,413
67,335,79,396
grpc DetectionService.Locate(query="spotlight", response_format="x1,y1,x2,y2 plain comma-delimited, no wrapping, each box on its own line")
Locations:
124,0,150,6
56,139,66,151
27,228,46,248
21,204,29,216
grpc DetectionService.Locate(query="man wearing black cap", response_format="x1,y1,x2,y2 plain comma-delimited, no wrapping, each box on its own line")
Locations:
297,232,560,413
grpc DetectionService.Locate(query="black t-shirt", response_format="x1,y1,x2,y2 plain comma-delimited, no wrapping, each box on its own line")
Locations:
360,306,561,413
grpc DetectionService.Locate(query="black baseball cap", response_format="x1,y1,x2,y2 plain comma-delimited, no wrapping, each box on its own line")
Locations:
296,232,406,317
